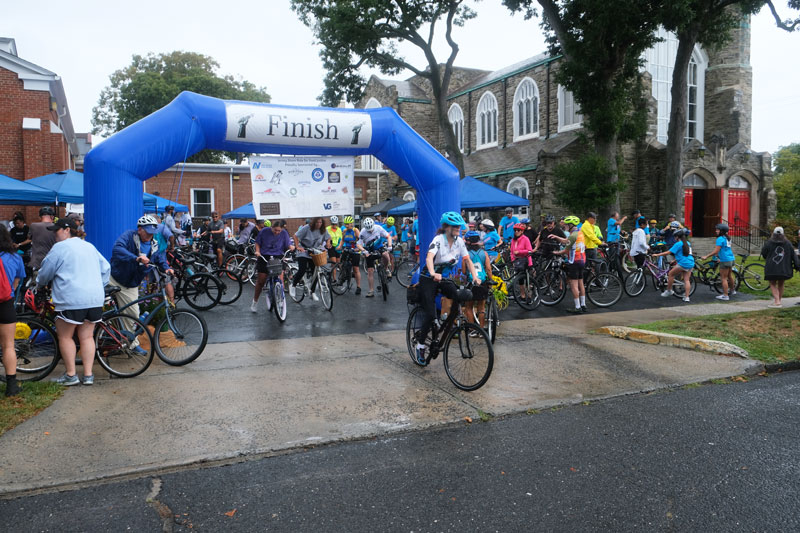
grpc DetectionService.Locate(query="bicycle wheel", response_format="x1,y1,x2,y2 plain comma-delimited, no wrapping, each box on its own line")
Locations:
623,268,646,297
672,274,698,298
13,316,59,381
742,263,768,291
317,273,334,311
181,272,223,311
211,269,243,305
94,313,154,378
396,259,418,288
443,321,494,391
621,251,636,274
511,270,540,311
586,272,623,307
154,309,208,366
330,263,351,295
536,269,567,306
273,280,288,323
224,254,247,279
378,267,389,301
243,257,257,286
405,306,432,366
486,297,499,344
288,266,305,303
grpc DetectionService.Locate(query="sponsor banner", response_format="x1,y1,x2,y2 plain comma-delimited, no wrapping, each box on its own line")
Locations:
226,103,372,149
250,155,355,219
66,203,84,214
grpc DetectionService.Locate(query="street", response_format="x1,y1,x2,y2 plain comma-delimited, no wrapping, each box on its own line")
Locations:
3,371,798,531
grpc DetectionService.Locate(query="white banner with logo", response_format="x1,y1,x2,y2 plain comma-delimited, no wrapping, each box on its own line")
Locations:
249,155,355,219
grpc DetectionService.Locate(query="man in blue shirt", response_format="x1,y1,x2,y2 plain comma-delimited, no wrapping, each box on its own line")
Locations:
499,207,519,242
606,212,626,243
412,213,419,252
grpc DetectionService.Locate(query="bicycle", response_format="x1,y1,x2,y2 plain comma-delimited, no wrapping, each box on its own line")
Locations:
288,248,333,311
534,255,568,306
331,248,361,295
623,254,696,299
406,278,494,391
509,255,541,311
256,253,289,323
366,247,392,301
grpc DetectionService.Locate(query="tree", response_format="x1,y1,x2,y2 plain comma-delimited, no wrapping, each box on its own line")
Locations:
553,151,626,216
290,0,476,177
773,143,800,221
661,1,800,219
91,51,270,163
504,0,663,217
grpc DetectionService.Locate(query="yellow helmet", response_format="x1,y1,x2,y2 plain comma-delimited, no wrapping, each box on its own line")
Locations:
343,215,354,224
386,216,395,225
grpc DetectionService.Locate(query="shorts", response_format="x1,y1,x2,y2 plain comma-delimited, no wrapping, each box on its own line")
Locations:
633,254,646,269
672,264,693,273
211,240,224,252
718,261,734,269
566,262,585,280
0,298,16,324
470,284,489,301
328,247,340,259
342,250,360,267
365,253,380,269
256,255,283,274
56,307,103,325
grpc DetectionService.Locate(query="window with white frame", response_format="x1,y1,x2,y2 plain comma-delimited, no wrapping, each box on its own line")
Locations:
728,175,749,189
403,191,416,202
476,92,498,148
513,78,540,140
448,103,464,152
687,57,698,142
682,174,706,188
557,85,583,132
363,98,382,170
191,188,214,218
506,177,529,215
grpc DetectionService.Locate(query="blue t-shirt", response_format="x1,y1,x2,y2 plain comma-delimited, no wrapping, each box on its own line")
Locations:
606,218,621,243
139,239,152,258
716,236,735,262
412,219,419,245
669,241,695,270
468,249,488,281
1,251,25,299
482,231,501,258
499,216,519,240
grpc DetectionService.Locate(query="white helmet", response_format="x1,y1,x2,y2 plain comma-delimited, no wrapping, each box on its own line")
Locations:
362,218,375,231
481,218,495,228
138,214,158,227
330,215,339,224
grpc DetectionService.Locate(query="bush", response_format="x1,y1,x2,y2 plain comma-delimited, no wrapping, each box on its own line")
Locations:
553,152,625,216
772,217,799,246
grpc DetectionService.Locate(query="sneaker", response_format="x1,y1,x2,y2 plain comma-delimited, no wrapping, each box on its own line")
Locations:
387,272,392,280
250,300,259,313
4,379,21,397
53,373,80,386
415,343,427,365
567,307,581,314
133,346,149,357
355,287,362,295
289,284,296,299
730,289,737,296
683,297,691,303
366,291,375,298
715,294,729,301
82,375,94,386
312,293,320,302
660,290,674,297
767,302,783,308
580,306,588,313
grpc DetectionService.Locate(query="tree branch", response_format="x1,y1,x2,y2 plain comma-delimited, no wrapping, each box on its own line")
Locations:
537,0,572,62
766,0,800,31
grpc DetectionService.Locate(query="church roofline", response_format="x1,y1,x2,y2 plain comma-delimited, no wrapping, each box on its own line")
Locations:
447,53,561,100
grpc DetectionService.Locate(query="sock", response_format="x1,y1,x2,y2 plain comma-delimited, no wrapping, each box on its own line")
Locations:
580,295,586,306
574,298,580,309
6,374,17,387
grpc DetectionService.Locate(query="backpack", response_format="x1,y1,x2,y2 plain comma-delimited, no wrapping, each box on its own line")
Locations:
0,255,13,302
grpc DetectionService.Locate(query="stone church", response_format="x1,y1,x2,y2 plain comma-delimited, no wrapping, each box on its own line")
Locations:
357,16,773,237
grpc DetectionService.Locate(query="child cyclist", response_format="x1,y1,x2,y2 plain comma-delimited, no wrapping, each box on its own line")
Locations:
652,228,694,302
340,216,363,295
414,212,482,364
464,231,492,331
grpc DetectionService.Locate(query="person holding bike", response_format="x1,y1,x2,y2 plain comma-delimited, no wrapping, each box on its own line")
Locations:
550,215,587,314
251,221,294,312
356,218,392,298
480,219,502,260
652,229,694,302
510,222,533,300
700,223,736,301
0,226,25,396
464,231,492,331
581,212,603,264
341,216,363,295
36,218,110,386
532,215,561,257
413,212,481,364
327,216,344,282
291,217,330,301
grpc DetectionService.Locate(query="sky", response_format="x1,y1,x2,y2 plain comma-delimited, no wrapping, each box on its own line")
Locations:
3,0,799,156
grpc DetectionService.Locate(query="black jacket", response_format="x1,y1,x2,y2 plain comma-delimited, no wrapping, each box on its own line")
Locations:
761,239,800,280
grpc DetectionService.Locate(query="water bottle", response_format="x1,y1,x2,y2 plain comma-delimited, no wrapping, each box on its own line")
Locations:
140,311,149,322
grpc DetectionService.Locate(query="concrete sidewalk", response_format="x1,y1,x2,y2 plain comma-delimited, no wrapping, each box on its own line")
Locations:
1,297,783,497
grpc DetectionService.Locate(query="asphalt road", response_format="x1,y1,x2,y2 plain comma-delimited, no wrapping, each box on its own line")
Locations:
4,371,797,531
201,270,752,343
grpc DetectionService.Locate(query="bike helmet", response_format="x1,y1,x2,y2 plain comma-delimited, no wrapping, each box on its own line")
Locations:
513,223,526,231
362,217,375,230
386,216,395,225
481,218,495,228
715,223,729,233
24,289,41,314
520,218,530,224
137,214,158,227
330,215,339,224
544,215,556,223
440,211,466,228
464,230,481,244
15,321,32,340
264,219,272,227
39,206,55,217
343,215,354,224
563,215,580,226
669,221,681,229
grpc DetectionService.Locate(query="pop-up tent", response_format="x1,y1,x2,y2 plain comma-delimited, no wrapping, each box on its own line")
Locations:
360,197,407,216
388,176,529,216
25,170,84,204
222,202,256,220
84,91,458,258
143,193,188,214
0,173,56,205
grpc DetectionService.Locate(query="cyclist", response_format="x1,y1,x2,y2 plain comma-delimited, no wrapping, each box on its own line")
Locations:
521,218,537,244
0,225,25,396
29,206,57,269
550,215,586,314
652,228,694,302
291,217,330,301
384,216,399,277
464,231,492,331
251,220,294,312
499,208,519,243
481,219,502,260
327,216,343,282
661,215,682,247
356,217,392,297
532,215,560,257
207,212,226,267
700,222,736,301
413,212,481,364
580,212,603,264
510,222,534,300
341,216,363,295
629,216,650,270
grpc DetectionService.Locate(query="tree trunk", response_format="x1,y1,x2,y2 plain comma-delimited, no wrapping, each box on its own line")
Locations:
665,31,698,221
595,136,620,219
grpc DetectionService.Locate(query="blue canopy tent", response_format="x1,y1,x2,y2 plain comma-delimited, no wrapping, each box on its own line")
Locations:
25,169,84,204
0,173,56,205
143,193,188,214
222,202,256,220
388,176,529,216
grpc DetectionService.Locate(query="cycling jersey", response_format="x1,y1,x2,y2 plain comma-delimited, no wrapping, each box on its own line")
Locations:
357,225,390,250
568,230,586,265
468,249,488,281
426,233,468,277
342,227,358,250
327,226,343,248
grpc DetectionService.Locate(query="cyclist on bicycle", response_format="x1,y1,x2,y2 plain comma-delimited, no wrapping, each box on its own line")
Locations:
356,217,392,297
291,217,330,301
327,216,343,283
384,216,399,277
700,222,736,301
413,212,482,364
480,219,502,260
251,221,294,312
341,216,363,295
532,215,561,257
550,215,586,314
464,231,492,330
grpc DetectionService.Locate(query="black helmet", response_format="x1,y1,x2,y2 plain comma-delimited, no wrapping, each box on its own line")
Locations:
39,206,55,217
715,223,729,233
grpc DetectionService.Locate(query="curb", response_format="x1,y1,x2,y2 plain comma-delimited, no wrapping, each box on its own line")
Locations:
595,326,751,359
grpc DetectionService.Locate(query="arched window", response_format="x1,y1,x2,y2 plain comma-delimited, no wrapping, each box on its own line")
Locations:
403,191,416,202
686,57,698,142
557,85,583,132
476,92,498,149
728,175,749,189
448,103,464,152
683,173,706,188
363,98,382,170
513,78,540,141
506,177,529,215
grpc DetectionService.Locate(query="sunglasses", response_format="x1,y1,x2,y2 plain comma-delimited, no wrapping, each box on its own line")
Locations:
514,229,523,232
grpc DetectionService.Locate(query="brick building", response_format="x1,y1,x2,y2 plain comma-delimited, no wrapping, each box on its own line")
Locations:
0,37,82,221
356,17,772,237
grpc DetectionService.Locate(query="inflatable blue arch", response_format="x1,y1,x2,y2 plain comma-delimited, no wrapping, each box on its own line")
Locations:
84,91,459,258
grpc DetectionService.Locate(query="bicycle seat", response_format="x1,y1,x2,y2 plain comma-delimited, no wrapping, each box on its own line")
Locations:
455,288,473,302
104,285,121,296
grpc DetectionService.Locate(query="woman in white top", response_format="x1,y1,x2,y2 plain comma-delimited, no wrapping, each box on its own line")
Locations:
630,216,650,269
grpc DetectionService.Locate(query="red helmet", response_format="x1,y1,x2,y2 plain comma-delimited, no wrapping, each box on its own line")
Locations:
513,223,526,231
24,289,41,314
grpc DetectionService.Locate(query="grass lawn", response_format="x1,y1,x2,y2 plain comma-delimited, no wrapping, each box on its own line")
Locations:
636,307,800,364
0,381,64,436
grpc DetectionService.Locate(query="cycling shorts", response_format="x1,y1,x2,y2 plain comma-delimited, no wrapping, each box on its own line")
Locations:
328,248,340,259
566,262,585,280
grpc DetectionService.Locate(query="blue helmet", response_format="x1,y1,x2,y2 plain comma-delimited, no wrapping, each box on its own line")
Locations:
464,230,481,243
440,211,466,228
521,218,530,224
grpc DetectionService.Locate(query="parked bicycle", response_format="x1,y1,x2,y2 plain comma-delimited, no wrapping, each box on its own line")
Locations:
288,248,333,311
624,254,695,299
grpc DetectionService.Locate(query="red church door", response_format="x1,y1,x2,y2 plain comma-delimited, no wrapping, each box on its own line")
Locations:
728,190,750,236
683,189,694,232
